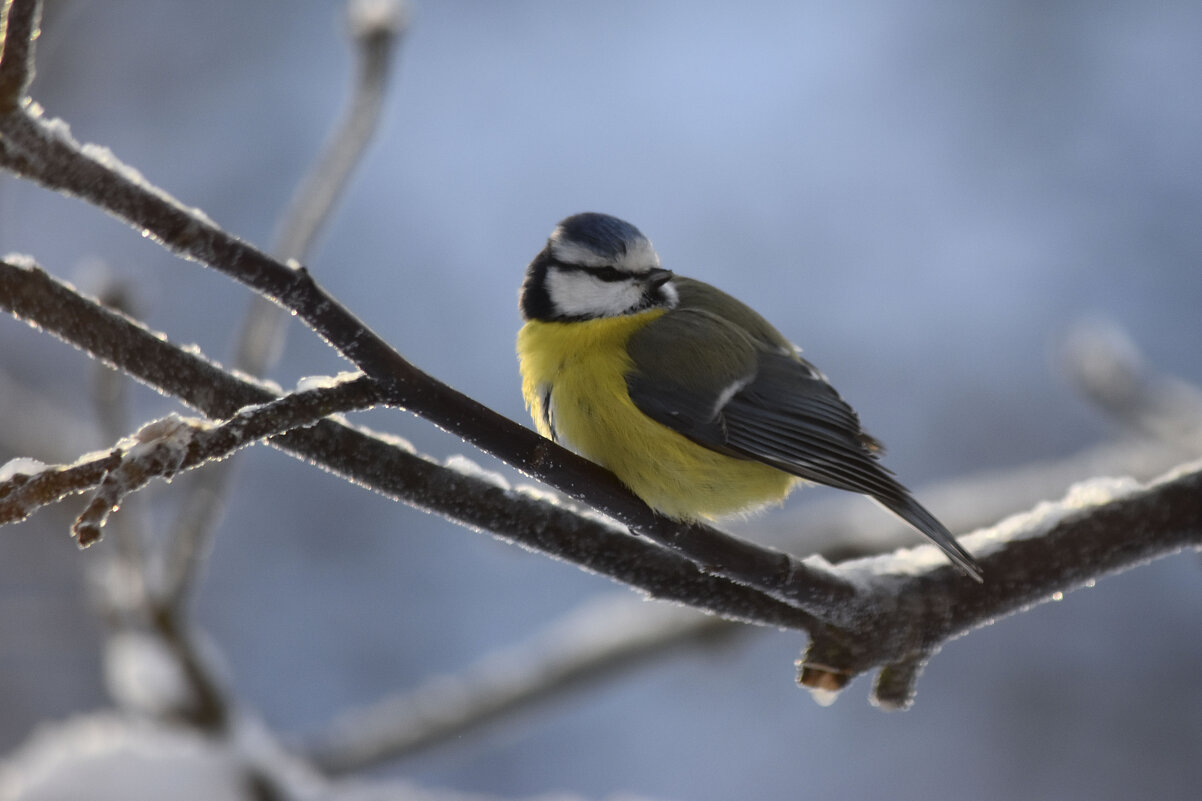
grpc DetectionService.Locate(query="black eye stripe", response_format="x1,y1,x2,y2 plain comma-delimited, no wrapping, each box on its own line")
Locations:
552,260,630,282
586,265,627,282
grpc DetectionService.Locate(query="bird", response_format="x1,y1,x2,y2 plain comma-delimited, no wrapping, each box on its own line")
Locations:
516,212,982,581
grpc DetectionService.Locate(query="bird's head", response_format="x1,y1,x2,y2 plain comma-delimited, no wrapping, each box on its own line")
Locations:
520,212,677,321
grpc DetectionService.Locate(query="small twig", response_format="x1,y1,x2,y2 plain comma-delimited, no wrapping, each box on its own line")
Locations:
236,0,406,376
271,0,405,267
1060,318,1202,447
1,375,383,542
89,276,151,595
0,0,41,111
305,597,738,773
170,0,406,613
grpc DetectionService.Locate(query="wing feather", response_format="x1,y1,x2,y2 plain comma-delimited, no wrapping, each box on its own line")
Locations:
624,295,983,580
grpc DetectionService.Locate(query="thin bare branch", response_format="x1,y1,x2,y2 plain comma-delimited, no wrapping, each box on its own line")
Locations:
1060,317,1202,447
172,0,407,611
0,0,41,111
306,597,737,774
237,0,406,376
1,375,383,540
272,0,405,266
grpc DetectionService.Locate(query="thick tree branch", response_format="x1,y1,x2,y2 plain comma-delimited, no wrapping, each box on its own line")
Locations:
300,433,1198,765
3,256,1199,707
0,106,858,618
0,256,813,631
801,463,1202,706
1,19,1198,705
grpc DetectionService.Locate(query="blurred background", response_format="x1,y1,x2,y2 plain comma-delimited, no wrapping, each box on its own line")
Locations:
1,0,1201,798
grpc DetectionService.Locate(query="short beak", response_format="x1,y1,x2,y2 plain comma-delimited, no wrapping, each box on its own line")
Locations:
647,268,674,287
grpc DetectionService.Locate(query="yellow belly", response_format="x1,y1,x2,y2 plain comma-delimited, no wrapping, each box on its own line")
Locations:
517,313,795,520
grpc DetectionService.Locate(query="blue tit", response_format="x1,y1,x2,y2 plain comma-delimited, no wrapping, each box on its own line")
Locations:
517,212,982,581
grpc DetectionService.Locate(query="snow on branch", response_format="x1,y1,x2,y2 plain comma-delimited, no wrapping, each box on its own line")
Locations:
801,460,1202,707
1,374,382,544
1,7,1200,705
0,256,813,631
0,69,861,617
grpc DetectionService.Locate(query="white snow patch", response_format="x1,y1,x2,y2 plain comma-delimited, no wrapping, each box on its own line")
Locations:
511,482,564,505
443,454,511,491
349,0,409,36
967,474,1144,559
808,686,842,707
0,713,250,801
0,711,506,801
0,458,47,482
341,421,416,455
117,415,199,482
33,110,78,147
226,370,284,397
295,371,362,392
103,631,192,717
78,142,217,229
1,253,39,270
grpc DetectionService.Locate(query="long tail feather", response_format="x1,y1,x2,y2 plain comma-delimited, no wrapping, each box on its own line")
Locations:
875,493,984,582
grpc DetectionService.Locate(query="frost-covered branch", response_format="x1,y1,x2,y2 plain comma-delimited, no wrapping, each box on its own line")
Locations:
0,257,813,630
0,375,382,543
272,0,406,269
0,0,40,111
172,0,407,615
1060,318,1202,448
0,89,857,620
301,430,1200,764
237,0,407,376
305,597,737,773
799,461,1202,707
2,5,1200,709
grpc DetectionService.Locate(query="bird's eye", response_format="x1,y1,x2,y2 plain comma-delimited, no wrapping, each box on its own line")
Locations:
586,266,627,282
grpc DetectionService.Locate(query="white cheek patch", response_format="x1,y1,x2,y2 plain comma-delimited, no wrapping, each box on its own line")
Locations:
546,268,644,318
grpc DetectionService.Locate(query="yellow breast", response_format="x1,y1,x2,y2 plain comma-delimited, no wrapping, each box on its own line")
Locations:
517,313,795,520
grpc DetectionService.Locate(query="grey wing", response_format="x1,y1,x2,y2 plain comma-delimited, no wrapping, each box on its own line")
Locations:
720,357,982,580
625,311,897,499
715,349,903,499
626,314,983,580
